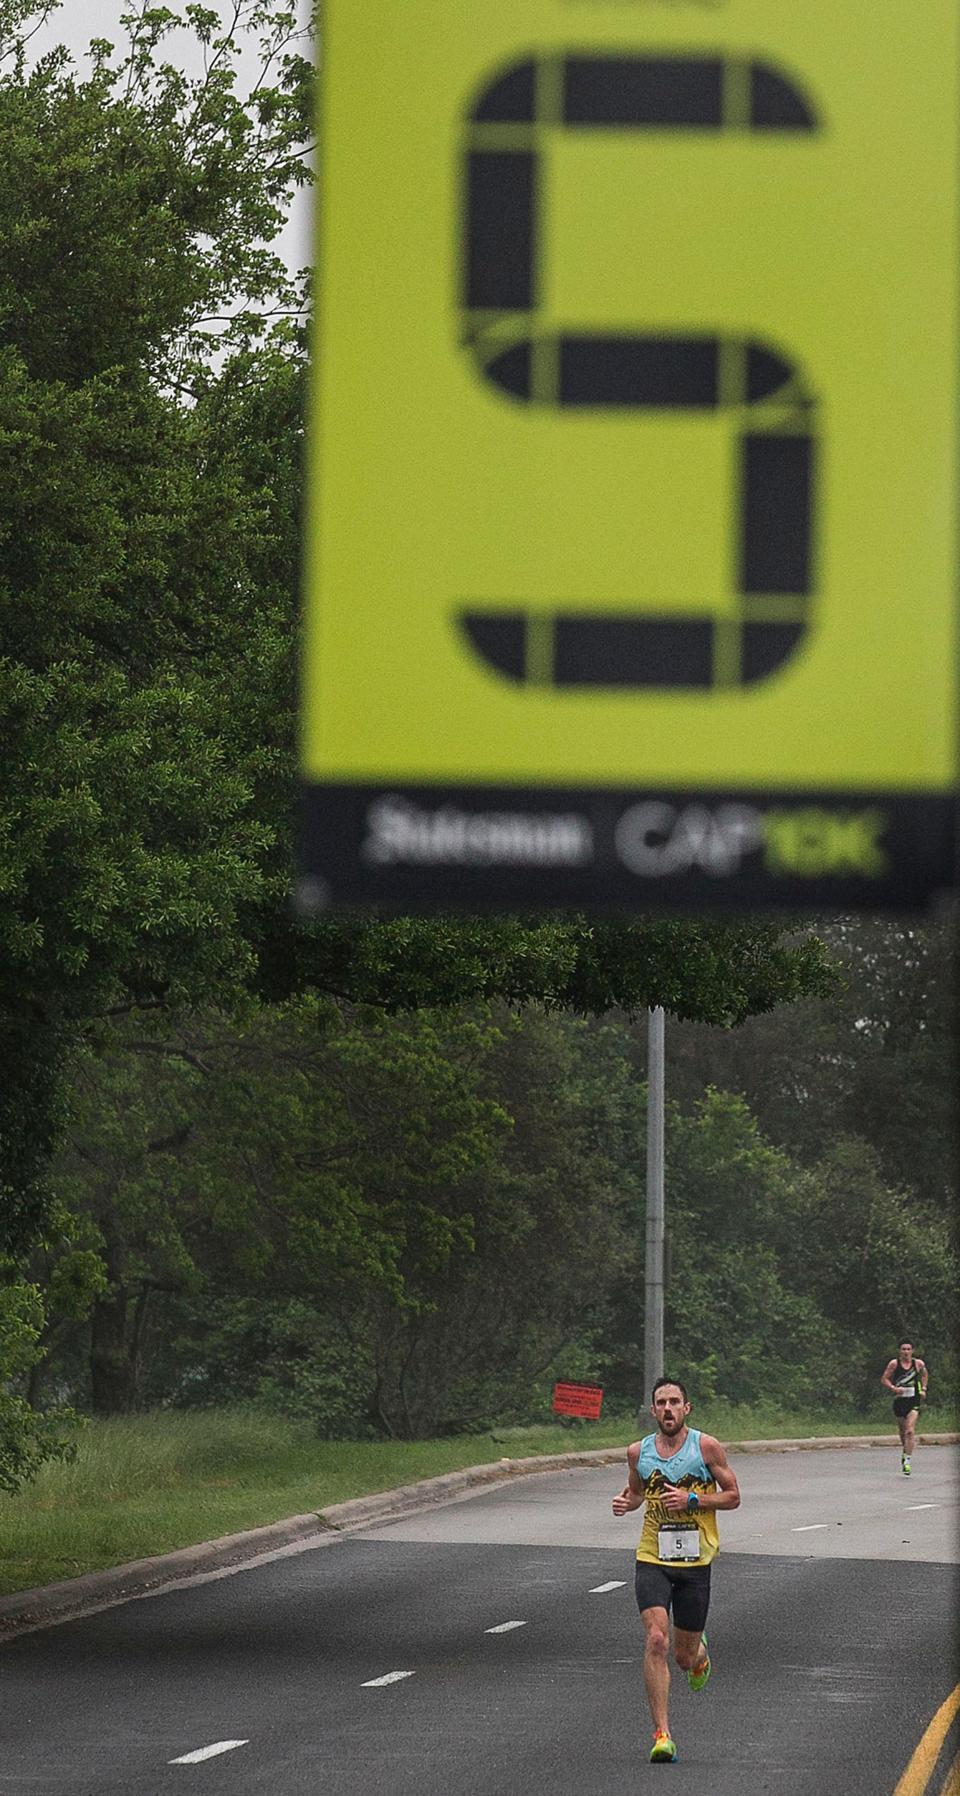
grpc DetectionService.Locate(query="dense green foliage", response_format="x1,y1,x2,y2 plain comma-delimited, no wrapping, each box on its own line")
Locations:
0,2,313,1254
29,914,957,1435
0,0,844,1488
0,0,837,1234
666,914,955,1213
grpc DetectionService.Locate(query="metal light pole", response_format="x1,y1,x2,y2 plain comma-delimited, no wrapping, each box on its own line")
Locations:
643,1006,665,1421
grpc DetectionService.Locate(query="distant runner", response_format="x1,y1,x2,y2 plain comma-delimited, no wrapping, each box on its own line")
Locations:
612,1376,741,1764
881,1340,928,1475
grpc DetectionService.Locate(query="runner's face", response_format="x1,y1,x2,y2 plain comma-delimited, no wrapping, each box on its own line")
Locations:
652,1388,690,1434
899,1344,913,1361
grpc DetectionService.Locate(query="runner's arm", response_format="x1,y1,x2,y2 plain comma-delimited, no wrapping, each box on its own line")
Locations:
917,1359,928,1398
696,1436,741,1511
880,1359,900,1393
612,1440,645,1515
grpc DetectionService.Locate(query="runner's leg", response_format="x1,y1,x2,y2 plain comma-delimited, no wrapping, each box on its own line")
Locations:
640,1606,672,1735
672,1567,711,1677
903,1407,918,1456
673,1626,705,1673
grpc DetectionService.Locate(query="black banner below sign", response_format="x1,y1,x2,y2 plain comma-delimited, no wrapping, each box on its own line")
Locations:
298,785,958,915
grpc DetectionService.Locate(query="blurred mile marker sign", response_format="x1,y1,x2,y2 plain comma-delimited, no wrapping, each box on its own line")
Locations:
300,2,960,914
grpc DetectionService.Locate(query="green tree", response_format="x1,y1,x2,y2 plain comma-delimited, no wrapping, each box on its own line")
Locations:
604,1087,843,1411
0,0,840,1482
0,0,317,1270
0,1270,80,1490
37,998,514,1413
650,1089,957,1413
785,1137,956,1407
0,1,839,1250
359,1009,640,1437
663,913,955,1212
40,1002,957,1432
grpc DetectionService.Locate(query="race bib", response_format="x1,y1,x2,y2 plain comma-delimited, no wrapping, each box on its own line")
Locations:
657,1525,701,1562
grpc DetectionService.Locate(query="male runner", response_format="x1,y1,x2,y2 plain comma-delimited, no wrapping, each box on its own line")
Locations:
612,1377,740,1764
880,1339,928,1475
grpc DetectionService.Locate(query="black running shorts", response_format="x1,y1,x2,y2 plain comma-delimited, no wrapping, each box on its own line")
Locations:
893,1395,919,1417
634,1559,712,1633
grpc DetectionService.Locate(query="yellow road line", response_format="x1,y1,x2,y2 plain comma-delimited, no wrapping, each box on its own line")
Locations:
893,1685,960,1796
939,1745,960,1796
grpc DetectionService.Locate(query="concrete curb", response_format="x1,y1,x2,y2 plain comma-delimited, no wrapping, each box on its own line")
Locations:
1,1432,955,1637
0,1512,331,1637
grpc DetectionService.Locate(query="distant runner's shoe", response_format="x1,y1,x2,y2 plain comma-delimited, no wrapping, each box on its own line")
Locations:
650,1731,678,1763
902,1455,912,1475
688,1633,711,1692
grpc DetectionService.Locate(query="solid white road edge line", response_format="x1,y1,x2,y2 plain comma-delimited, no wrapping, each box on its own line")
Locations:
485,1621,527,1633
170,1741,249,1765
589,1581,627,1593
905,1503,939,1510
361,1670,415,1687
791,1524,829,1532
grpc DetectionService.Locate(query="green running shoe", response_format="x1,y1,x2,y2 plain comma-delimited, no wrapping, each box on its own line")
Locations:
902,1455,911,1475
688,1633,711,1692
650,1731,678,1763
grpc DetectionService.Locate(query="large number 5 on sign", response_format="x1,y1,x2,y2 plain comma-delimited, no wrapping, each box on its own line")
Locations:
459,54,821,691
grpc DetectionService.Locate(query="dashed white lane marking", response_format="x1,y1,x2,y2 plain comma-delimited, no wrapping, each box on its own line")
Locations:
485,1620,527,1634
170,1741,248,1765
905,1503,939,1510
791,1524,829,1532
590,1581,627,1593
361,1671,415,1687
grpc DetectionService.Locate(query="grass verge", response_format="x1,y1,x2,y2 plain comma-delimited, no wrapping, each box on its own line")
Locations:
2,1402,955,1598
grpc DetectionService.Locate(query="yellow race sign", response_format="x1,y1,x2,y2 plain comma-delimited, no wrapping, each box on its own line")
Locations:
300,2,959,911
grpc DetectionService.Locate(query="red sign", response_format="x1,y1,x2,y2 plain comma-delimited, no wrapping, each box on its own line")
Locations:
552,1381,604,1420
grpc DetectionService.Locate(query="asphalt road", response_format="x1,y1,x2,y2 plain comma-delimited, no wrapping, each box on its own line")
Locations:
1,1445,956,1796
369,1442,960,1562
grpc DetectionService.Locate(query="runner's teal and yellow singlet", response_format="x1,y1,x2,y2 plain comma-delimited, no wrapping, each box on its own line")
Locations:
636,1427,720,1568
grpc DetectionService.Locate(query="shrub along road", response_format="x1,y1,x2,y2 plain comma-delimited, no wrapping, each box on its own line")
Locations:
0,1446,956,1794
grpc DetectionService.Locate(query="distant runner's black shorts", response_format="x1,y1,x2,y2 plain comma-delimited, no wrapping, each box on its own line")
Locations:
893,1396,919,1418
634,1559,712,1633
